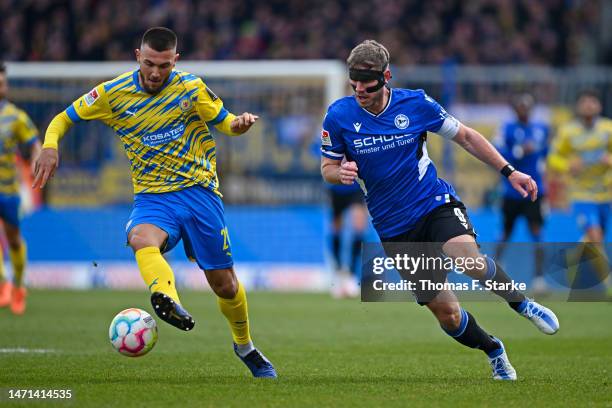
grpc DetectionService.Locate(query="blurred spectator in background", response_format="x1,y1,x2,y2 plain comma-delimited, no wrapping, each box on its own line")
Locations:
494,93,550,294
0,0,610,66
548,90,612,297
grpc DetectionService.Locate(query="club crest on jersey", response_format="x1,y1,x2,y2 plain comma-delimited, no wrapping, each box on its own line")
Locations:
84,88,100,107
394,114,409,129
179,97,193,112
321,130,332,146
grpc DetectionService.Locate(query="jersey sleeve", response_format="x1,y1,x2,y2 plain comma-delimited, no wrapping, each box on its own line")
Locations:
320,110,345,161
65,83,112,123
194,78,228,125
14,109,38,145
419,92,461,139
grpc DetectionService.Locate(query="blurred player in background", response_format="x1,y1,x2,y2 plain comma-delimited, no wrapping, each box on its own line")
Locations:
494,93,550,294
321,40,559,381
0,61,41,315
32,28,276,377
328,181,366,298
548,90,611,295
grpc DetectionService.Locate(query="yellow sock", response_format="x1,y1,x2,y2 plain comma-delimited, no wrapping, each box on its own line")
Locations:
135,247,181,304
9,243,26,287
217,280,251,345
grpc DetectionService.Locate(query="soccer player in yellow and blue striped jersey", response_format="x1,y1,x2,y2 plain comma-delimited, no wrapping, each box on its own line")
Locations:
33,27,276,377
548,90,612,296
0,61,41,315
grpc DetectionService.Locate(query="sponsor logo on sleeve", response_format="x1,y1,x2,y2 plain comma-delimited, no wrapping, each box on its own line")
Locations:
84,88,100,107
321,130,332,146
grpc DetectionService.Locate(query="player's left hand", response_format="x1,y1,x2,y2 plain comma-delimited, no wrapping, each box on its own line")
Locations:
509,171,538,201
231,112,259,134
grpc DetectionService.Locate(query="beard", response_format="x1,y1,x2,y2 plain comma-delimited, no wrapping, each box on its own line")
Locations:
139,71,166,95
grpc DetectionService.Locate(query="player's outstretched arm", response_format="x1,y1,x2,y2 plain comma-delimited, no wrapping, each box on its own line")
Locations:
452,124,538,201
32,111,73,189
321,157,358,185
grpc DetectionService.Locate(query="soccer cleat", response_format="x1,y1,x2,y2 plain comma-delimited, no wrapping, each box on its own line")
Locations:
10,286,26,315
0,281,12,307
488,337,517,381
233,343,277,378
517,298,559,335
150,292,195,331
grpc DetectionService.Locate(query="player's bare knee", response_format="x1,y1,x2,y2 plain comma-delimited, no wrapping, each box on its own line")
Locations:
206,268,238,299
431,303,462,330
211,279,238,299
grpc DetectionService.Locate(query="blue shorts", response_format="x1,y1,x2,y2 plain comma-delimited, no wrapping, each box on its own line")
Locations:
573,201,610,233
126,185,233,270
0,193,21,227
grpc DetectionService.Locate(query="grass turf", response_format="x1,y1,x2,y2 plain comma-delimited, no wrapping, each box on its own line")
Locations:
0,290,610,407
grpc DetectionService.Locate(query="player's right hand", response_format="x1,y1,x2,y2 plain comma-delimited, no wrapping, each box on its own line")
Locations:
32,148,59,189
339,161,358,185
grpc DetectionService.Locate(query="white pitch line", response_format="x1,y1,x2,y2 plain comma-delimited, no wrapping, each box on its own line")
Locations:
0,348,57,354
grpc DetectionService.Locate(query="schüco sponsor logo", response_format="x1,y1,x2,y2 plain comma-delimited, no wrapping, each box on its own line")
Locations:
142,124,185,146
353,134,417,148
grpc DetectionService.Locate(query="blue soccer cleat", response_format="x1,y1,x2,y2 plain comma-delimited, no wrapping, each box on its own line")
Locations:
234,344,277,378
516,298,559,335
488,337,517,381
150,292,195,331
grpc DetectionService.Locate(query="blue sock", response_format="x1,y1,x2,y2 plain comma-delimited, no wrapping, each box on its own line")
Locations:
442,309,500,355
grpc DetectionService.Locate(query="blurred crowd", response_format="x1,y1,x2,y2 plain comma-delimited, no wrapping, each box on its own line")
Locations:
1,0,609,65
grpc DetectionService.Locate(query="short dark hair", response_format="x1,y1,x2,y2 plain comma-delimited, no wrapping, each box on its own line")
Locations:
141,27,177,52
347,40,390,71
576,88,600,102
0,61,5,74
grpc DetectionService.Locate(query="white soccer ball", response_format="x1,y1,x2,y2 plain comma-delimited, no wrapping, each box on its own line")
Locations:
109,308,158,357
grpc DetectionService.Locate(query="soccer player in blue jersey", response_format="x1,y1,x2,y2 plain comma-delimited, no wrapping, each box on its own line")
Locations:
33,27,276,378
0,61,41,315
494,93,550,293
320,40,559,380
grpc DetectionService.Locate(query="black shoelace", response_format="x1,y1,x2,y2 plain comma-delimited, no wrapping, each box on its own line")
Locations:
245,350,267,367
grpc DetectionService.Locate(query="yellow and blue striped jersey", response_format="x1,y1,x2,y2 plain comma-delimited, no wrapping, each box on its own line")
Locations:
65,70,230,195
0,100,38,195
548,118,612,203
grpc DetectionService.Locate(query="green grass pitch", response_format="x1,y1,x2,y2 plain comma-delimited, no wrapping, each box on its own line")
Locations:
0,290,610,407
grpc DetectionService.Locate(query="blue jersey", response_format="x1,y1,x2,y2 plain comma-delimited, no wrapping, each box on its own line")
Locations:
497,121,549,199
321,88,461,238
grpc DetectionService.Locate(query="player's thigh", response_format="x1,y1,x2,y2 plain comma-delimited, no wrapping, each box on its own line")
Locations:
180,186,234,271
126,194,181,252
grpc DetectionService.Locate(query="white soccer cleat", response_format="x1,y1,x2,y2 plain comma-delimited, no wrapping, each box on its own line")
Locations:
517,299,559,335
488,338,517,381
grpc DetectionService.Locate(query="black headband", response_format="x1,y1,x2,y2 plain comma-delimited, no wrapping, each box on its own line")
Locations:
349,68,387,93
